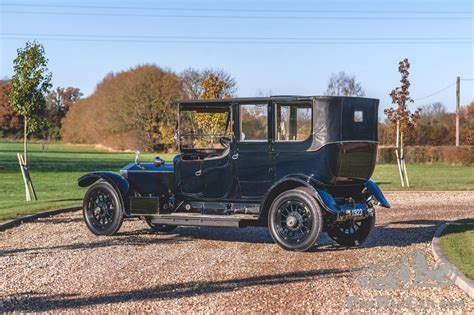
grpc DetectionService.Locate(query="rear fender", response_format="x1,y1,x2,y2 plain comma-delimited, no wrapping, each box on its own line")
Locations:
78,171,130,211
259,175,339,221
364,179,390,208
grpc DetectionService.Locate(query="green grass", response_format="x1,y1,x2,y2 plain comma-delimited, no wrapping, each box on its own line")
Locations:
440,218,474,280
371,163,474,191
0,142,174,220
0,141,473,220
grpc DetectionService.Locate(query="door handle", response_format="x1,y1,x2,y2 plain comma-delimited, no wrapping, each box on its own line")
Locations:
232,153,239,160
195,170,202,176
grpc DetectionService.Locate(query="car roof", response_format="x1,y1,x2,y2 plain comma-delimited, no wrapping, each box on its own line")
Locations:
176,95,314,106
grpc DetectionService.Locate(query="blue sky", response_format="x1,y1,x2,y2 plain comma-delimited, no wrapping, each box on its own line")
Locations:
1,0,473,115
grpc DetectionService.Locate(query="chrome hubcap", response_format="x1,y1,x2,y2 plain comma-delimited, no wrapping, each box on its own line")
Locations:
286,215,298,228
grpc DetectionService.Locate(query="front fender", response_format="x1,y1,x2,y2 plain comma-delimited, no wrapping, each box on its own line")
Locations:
364,179,390,208
78,171,130,210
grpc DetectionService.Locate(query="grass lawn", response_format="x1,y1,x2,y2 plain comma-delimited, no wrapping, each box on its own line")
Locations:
371,163,474,191
0,141,473,220
439,218,474,280
0,142,174,221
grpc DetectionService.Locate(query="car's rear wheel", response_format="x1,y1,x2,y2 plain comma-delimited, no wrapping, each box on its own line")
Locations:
83,181,123,236
328,213,375,246
268,187,323,252
145,217,177,233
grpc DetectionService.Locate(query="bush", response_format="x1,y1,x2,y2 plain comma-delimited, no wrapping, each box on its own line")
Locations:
61,65,181,151
377,146,474,166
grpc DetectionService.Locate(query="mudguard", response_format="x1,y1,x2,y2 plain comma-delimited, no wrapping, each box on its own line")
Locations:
259,175,339,219
364,179,391,208
78,171,130,210
261,175,390,220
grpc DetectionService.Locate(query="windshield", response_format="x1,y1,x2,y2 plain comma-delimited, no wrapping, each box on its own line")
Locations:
179,108,231,150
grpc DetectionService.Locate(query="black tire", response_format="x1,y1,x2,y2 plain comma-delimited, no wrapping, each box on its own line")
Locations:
145,217,177,233
268,187,323,252
83,181,124,236
328,213,375,246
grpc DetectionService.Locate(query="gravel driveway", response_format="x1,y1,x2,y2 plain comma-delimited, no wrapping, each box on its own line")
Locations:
1,192,473,313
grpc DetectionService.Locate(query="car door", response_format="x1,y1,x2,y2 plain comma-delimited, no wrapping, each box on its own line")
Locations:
174,158,204,197
272,101,314,180
233,102,274,200
202,150,233,199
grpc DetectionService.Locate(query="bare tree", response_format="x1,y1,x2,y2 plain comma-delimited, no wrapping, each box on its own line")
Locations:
46,87,82,127
421,102,447,118
40,87,82,145
255,89,273,97
325,71,365,97
180,68,237,100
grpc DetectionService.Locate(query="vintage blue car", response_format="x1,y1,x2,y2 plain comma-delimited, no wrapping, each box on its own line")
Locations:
78,96,390,251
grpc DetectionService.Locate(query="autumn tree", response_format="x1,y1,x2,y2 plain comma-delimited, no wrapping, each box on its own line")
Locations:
384,58,421,187
461,102,474,145
379,101,474,146
193,74,231,147
61,97,98,144
180,68,236,100
0,80,23,137
10,41,52,166
325,71,365,97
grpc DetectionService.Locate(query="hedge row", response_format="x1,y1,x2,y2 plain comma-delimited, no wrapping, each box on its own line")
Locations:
377,146,474,166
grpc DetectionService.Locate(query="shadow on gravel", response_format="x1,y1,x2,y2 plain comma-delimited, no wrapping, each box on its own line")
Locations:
32,217,83,225
0,268,353,312
364,219,446,248
173,226,275,244
1,218,448,259
0,234,187,257
143,219,447,249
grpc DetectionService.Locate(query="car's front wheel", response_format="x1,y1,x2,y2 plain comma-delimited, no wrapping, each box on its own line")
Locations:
268,187,323,251
83,181,124,236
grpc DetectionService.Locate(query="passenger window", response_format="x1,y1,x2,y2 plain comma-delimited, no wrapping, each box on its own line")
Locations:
275,103,312,141
239,104,268,141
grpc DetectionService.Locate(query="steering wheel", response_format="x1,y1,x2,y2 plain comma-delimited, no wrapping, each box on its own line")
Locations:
219,136,232,148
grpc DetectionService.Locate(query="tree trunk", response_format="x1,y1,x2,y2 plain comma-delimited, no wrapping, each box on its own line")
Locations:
400,130,404,160
23,117,28,167
400,130,410,187
18,153,31,201
395,120,404,187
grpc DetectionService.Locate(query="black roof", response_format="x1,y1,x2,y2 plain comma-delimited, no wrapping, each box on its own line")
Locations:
176,95,380,106
176,95,314,106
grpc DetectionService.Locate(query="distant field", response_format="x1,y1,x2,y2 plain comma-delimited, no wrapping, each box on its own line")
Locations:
0,141,473,220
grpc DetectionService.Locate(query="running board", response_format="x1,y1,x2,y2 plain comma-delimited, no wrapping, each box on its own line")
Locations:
149,213,259,228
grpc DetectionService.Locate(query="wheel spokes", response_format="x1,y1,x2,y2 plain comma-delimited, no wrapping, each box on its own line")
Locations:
86,189,115,229
276,199,313,243
338,220,362,235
